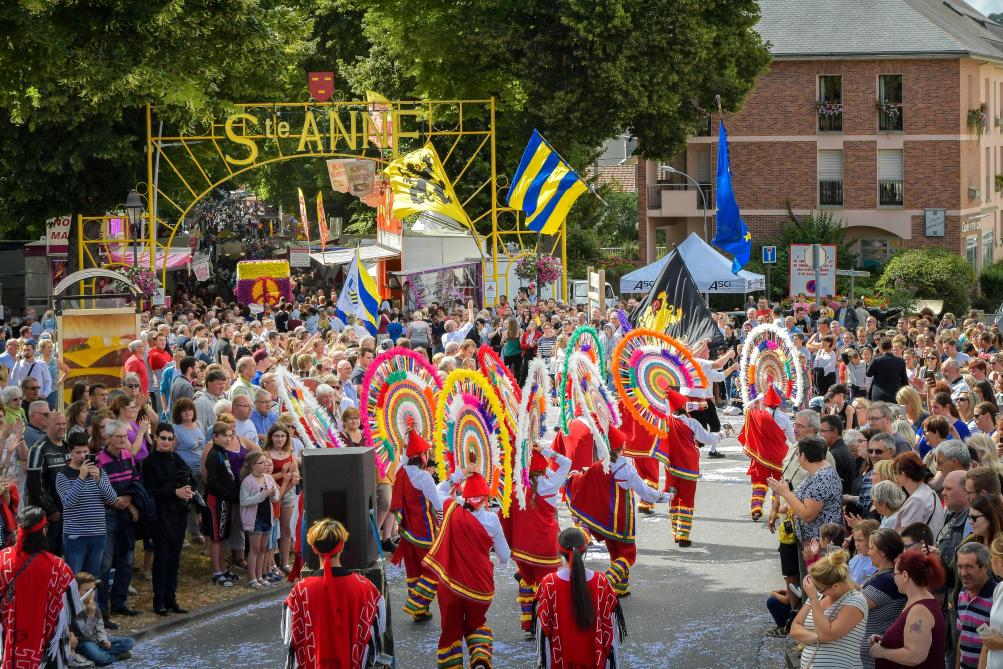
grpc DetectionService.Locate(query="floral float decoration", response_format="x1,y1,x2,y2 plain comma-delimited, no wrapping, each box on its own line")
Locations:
235,259,292,306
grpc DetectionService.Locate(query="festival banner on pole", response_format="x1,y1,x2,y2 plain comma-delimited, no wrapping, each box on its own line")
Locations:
326,159,380,206
316,192,330,249
191,254,212,282
58,308,139,406
297,188,310,242
384,143,471,228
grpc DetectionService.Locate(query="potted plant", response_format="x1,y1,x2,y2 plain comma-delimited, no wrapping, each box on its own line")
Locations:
816,100,843,117
514,252,539,282
968,103,989,141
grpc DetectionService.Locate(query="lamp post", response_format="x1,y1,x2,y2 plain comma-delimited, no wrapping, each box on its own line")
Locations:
124,188,144,268
659,165,709,243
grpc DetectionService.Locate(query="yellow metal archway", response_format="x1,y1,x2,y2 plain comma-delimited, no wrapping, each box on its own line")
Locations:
76,98,567,302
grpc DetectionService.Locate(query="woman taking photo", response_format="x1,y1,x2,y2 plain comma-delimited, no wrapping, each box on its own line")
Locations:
535,527,624,668
867,550,946,668
859,528,907,669
264,423,299,573
893,452,945,537
789,550,868,669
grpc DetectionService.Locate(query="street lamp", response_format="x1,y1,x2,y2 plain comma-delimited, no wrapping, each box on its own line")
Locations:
124,188,143,267
659,165,709,243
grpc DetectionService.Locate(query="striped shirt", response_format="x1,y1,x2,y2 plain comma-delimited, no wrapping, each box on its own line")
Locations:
958,577,998,669
55,467,118,537
96,448,140,495
860,569,906,669
800,589,868,669
858,569,906,669
536,335,557,361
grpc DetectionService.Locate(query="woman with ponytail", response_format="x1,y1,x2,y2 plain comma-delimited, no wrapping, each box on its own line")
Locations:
0,505,77,668
867,549,945,668
282,518,386,668
534,527,624,668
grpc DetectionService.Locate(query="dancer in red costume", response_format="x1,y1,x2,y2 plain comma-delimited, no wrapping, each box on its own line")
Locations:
282,518,386,669
551,412,595,472
423,472,511,669
389,423,450,622
535,527,625,669
503,443,571,638
566,425,671,597
649,387,720,547
737,381,793,521
619,406,660,515
0,506,76,669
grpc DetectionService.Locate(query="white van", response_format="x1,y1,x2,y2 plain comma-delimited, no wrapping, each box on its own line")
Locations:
569,280,616,307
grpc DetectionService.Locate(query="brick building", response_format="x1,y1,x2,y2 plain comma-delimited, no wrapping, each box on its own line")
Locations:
638,0,1003,276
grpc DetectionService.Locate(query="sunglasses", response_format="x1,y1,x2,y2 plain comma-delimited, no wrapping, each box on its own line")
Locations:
124,384,140,389
157,435,175,441
867,448,887,454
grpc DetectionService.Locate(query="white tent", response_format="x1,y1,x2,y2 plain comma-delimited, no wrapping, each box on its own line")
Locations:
620,233,766,294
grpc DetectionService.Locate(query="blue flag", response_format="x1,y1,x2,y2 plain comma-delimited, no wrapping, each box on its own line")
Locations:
712,122,751,273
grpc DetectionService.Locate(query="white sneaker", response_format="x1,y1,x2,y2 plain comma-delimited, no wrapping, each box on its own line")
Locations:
249,579,267,590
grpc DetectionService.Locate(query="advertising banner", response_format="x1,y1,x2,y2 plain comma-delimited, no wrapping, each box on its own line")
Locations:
46,215,71,258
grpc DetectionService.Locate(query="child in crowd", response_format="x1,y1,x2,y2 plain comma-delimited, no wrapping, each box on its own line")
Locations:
73,572,135,666
239,452,281,589
847,519,880,585
801,522,845,568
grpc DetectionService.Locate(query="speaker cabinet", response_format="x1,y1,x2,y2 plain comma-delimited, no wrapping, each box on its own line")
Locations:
302,447,378,570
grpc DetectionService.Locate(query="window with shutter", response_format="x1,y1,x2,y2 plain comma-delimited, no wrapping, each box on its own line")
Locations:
818,150,843,206
878,150,904,205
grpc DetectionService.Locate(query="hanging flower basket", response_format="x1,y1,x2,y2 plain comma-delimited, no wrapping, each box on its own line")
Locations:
536,254,562,284
816,100,843,117
114,265,159,295
969,103,989,141
514,252,539,280
877,101,901,121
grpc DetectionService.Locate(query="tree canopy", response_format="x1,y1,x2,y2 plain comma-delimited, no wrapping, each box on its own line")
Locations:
0,0,770,241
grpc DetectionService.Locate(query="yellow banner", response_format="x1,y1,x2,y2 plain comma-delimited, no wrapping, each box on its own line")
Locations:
384,143,470,228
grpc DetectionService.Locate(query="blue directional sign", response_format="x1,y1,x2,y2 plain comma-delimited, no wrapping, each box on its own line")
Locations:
762,245,777,264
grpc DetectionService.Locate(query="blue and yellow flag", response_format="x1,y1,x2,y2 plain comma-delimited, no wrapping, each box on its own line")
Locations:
712,122,751,273
506,130,589,235
335,250,379,335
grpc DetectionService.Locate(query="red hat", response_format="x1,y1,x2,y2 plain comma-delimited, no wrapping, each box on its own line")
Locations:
763,377,783,409
406,430,431,457
529,449,549,472
462,472,491,500
665,387,688,413
252,349,269,364
608,425,628,450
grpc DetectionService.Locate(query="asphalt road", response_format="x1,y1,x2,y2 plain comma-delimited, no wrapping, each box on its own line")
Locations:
126,414,793,668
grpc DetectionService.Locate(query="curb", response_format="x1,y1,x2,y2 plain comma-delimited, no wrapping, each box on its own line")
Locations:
131,584,291,642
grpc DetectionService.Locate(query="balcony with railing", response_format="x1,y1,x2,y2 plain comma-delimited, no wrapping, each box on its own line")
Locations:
819,180,843,206
878,103,903,132
646,182,713,217
879,179,903,206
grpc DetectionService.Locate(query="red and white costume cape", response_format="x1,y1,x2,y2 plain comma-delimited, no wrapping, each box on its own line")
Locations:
535,567,621,668
0,547,75,669
282,567,386,669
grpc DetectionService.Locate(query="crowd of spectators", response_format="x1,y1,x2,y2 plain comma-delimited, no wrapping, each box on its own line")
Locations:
753,297,1003,669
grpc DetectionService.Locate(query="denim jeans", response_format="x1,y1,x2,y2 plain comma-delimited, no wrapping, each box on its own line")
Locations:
77,637,135,666
63,534,106,576
766,593,792,628
99,508,134,613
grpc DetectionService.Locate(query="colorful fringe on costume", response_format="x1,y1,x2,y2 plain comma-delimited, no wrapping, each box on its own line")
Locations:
606,557,631,596
403,574,437,618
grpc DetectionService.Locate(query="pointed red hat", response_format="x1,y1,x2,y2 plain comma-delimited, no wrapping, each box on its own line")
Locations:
462,472,491,500
529,449,550,472
665,386,688,413
406,430,431,457
763,377,783,409
608,425,628,450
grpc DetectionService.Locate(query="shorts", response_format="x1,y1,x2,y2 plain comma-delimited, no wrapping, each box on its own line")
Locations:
778,542,799,577
252,516,273,534
281,489,296,509
376,483,392,517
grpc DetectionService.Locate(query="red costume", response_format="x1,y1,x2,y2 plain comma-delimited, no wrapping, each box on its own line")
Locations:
283,542,384,669
389,430,439,620
502,449,568,632
566,427,663,596
647,388,717,545
423,475,503,669
551,416,595,472
0,518,75,669
737,385,789,518
620,407,660,513
535,569,621,669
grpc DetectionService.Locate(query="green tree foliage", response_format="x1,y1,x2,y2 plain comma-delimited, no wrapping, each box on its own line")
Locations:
979,261,1003,301
989,12,1003,23
0,0,314,237
875,248,976,314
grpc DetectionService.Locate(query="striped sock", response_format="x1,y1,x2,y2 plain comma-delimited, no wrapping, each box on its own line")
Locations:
466,626,493,667
436,640,464,668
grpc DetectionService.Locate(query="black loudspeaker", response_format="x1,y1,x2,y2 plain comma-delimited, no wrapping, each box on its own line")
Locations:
302,447,378,570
